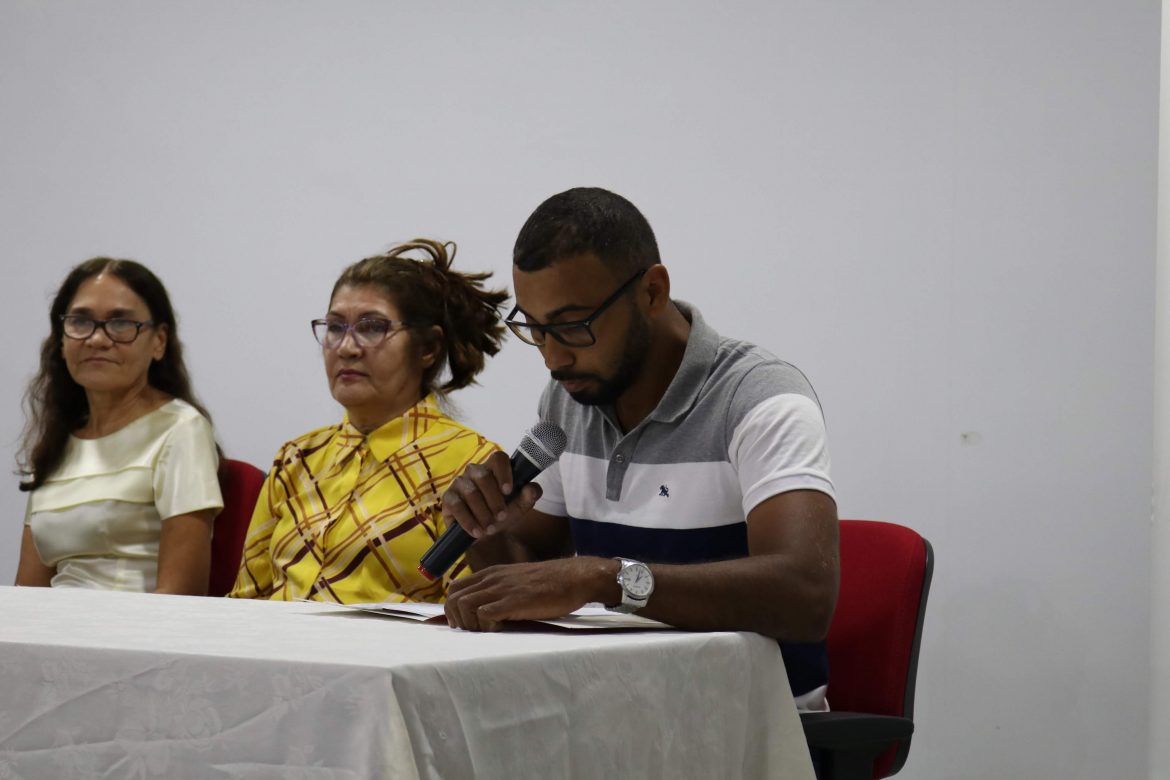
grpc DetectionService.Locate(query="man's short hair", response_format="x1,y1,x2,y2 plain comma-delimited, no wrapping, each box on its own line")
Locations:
513,187,661,277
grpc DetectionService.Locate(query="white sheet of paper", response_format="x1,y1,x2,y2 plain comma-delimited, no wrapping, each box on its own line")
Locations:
340,601,446,621
333,601,673,630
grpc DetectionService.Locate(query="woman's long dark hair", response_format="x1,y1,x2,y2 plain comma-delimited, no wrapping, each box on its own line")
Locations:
18,258,213,491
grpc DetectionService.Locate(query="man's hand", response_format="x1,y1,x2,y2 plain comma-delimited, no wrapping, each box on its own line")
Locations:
445,490,838,641
441,451,543,540
444,558,618,631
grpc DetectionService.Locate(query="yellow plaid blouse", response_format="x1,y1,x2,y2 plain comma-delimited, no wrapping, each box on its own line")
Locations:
228,395,499,603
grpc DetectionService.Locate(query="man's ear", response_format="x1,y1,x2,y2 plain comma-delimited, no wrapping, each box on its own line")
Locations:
643,264,672,315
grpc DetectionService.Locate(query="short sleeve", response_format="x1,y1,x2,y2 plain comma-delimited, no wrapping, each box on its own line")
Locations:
532,460,567,516
728,393,835,517
153,413,224,520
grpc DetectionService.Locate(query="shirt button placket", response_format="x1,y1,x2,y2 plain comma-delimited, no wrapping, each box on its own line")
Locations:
607,451,628,500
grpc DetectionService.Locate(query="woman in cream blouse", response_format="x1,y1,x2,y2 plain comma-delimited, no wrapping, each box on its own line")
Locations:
15,258,223,594
229,239,506,603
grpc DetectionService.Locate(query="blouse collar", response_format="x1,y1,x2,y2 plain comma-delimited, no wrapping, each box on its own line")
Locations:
338,394,446,462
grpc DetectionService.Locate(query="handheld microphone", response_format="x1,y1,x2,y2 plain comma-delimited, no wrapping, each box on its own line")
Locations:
418,421,567,581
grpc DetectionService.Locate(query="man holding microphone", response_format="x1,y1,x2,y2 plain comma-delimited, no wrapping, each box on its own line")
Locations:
439,186,839,712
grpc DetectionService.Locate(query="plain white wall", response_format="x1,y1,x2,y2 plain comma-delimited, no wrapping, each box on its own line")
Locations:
1152,2,1169,777
0,3,1158,778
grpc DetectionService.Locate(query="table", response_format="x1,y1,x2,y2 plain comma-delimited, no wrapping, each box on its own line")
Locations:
0,587,814,779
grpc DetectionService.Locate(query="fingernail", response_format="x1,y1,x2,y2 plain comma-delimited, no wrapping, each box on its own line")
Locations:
496,511,507,523
502,484,512,495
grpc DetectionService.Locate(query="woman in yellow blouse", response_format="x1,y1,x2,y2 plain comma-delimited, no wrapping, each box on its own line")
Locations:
229,240,507,603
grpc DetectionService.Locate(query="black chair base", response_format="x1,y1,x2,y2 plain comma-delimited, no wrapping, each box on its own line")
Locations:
801,712,913,780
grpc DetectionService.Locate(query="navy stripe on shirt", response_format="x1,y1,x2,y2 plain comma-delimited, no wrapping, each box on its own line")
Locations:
571,517,828,698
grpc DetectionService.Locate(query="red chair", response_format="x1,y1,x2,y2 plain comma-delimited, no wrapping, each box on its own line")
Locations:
208,459,266,597
802,520,934,780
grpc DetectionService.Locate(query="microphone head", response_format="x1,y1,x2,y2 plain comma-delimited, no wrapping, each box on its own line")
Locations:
518,421,567,470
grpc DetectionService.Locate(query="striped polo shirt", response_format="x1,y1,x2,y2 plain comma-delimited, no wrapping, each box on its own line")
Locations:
533,301,835,708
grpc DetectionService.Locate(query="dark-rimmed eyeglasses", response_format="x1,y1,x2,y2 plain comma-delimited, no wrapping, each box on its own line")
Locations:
311,318,409,349
505,269,647,348
60,315,156,344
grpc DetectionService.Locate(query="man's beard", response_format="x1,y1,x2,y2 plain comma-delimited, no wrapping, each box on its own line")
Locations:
553,311,651,407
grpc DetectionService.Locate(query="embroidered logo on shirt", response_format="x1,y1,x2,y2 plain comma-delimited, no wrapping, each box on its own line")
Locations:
659,485,670,497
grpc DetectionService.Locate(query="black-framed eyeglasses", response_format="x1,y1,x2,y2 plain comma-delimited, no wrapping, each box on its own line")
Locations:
311,317,409,349
505,269,647,348
60,315,156,344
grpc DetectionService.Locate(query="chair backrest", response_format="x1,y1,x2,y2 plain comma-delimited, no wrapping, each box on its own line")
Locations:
208,459,266,597
829,520,933,778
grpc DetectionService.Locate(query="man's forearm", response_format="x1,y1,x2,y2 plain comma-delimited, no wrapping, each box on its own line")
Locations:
580,554,838,642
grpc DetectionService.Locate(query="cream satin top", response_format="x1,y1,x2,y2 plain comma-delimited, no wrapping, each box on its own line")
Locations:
25,399,224,591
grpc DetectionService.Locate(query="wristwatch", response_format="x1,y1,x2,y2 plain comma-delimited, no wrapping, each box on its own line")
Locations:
609,558,654,614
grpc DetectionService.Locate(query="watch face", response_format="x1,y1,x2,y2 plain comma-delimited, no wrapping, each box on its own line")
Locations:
623,563,654,598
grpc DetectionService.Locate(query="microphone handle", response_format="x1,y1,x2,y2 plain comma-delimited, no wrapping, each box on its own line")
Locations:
417,524,475,582
418,450,544,581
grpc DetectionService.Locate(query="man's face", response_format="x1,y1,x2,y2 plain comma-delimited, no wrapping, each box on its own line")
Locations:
512,254,650,406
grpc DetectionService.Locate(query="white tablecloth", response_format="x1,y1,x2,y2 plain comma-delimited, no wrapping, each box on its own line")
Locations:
0,587,813,779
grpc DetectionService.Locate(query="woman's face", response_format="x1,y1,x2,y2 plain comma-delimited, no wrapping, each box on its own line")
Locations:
61,273,166,395
324,284,432,431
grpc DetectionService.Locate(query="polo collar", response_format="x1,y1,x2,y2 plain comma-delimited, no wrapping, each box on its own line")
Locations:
647,301,719,424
